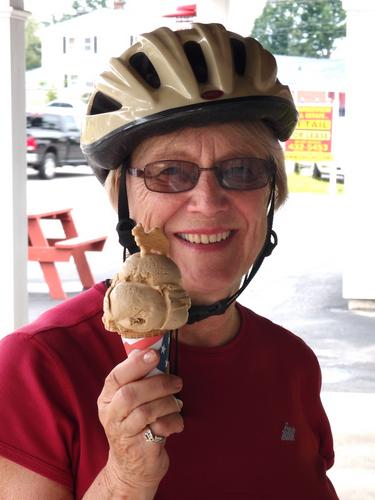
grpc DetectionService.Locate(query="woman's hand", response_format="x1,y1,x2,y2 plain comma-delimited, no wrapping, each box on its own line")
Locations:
97,349,184,497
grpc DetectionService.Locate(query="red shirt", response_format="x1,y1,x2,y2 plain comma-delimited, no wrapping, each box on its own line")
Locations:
0,282,338,499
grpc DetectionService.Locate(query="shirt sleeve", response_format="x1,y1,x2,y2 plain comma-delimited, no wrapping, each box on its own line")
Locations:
0,331,75,490
302,347,335,471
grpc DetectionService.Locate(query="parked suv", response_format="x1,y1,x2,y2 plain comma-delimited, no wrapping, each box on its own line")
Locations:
26,109,87,179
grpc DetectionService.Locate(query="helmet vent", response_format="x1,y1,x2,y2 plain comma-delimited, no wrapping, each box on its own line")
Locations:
129,52,161,89
183,41,208,83
90,91,122,115
230,38,246,76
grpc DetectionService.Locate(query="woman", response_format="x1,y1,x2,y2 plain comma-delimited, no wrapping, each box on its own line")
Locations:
0,23,338,499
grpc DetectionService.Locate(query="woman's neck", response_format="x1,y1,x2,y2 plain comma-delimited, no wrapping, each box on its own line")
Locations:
178,303,240,347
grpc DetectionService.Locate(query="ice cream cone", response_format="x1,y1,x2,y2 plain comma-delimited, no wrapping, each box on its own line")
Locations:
122,333,171,376
102,224,190,375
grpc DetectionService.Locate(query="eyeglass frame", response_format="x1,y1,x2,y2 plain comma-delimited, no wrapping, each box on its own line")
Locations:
125,156,277,193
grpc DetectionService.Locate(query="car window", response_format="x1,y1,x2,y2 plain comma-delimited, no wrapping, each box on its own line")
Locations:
42,114,62,130
26,113,80,131
64,115,80,131
27,116,43,128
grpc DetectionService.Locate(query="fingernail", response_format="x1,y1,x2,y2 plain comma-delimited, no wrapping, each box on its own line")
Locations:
173,377,183,391
175,398,183,409
143,350,157,363
128,349,140,358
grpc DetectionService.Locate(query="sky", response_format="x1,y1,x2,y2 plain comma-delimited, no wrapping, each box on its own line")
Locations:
23,0,181,22
24,0,75,21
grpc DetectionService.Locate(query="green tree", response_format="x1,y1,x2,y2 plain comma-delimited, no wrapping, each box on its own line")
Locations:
52,0,109,22
46,87,58,102
86,0,108,9
251,0,346,58
25,17,41,70
71,0,108,16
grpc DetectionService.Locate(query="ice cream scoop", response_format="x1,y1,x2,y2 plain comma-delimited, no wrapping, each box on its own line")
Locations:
103,224,190,373
104,253,190,336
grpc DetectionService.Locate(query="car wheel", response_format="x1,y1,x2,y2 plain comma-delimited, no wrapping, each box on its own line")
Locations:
39,152,57,180
312,163,321,180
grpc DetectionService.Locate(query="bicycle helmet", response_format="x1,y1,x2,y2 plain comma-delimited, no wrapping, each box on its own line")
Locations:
81,22,297,183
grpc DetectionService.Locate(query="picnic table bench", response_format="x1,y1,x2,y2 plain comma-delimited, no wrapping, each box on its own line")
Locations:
28,208,107,300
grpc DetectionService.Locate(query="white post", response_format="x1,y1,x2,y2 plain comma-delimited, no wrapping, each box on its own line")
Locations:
0,0,29,336
329,96,339,196
342,0,375,310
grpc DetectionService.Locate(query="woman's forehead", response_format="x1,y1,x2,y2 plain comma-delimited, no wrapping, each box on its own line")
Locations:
132,121,274,161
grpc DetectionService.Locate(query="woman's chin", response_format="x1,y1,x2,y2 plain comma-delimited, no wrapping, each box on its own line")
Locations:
176,256,245,304
184,280,239,306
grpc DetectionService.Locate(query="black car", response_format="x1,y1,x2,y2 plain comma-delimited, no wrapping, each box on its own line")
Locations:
26,109,87,179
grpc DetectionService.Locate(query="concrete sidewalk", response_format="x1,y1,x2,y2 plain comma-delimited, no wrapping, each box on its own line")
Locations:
322,392,375,499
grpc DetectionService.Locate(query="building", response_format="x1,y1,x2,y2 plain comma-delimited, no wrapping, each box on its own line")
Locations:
36,8,134,103
29,3,200,105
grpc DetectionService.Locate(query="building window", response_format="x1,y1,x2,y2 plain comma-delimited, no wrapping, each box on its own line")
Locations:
63,37,77,53
84,37,92,51
83,36,98,53
70,75,79,86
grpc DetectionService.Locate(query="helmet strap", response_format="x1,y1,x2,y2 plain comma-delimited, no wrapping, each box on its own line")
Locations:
187,175,278,324
116,162,138,258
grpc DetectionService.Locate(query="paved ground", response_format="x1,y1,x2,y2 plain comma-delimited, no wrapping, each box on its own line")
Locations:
26,169,375,499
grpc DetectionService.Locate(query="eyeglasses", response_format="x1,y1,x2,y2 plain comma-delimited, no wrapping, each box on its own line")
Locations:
126,157,276,193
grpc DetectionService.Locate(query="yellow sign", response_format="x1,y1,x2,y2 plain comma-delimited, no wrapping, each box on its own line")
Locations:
285,105,333,162
292,130,331,141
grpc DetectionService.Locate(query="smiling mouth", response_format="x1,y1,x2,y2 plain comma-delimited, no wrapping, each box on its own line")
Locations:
177,231,232,244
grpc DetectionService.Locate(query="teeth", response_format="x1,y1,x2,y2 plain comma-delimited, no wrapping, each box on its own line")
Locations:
179,231,231,244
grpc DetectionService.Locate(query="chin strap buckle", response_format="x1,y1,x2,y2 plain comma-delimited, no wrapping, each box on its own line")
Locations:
187,298,229,324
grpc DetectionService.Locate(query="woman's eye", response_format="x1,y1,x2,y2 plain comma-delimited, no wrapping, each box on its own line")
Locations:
159,166,181,176
228,166,254,179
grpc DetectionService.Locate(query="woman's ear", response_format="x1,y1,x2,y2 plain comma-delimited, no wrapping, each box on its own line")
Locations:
104,169,119,211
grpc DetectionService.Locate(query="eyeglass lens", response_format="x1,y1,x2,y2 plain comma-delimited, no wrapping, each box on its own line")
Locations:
135,158,274,193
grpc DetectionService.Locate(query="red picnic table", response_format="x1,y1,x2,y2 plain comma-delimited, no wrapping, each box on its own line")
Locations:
28,208,107,300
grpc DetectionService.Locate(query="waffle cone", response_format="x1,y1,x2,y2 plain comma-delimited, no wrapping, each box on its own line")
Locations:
119,329,165,340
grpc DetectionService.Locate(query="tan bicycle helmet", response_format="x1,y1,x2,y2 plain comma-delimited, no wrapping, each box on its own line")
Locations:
81,22,297,183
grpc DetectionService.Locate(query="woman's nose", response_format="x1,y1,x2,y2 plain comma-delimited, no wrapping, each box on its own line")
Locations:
186,169,229,215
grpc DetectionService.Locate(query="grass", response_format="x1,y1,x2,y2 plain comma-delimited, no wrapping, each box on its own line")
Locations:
287,173,344,195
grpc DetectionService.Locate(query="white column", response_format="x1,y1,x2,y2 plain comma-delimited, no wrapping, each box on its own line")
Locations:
0,0,29,336
342,0,375,310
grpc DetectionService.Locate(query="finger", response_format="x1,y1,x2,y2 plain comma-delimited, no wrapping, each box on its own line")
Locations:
106,373,183,422
123,396,183,437
150,411,184,438
99,349,160,404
